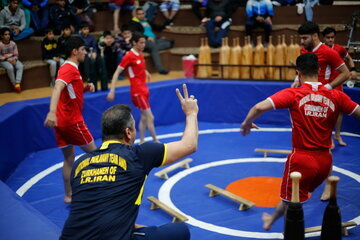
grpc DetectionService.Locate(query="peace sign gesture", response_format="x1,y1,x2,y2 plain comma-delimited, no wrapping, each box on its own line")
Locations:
176,84,199,117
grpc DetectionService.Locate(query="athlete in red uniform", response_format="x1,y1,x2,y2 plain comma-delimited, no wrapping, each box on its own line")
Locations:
107,32,159,144
241,53,360,231
44,37,97,203
322,27,357,146
291,22,350,90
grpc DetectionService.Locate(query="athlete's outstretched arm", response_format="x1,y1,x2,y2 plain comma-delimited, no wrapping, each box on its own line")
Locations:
164,84,199,166
44,80,66,128
351,106,360,119
327,64,350,89
107,66,124,102
241,99,273,136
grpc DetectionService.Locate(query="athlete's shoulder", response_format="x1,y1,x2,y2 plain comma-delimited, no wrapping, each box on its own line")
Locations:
320,43,337,54
60,61,78,72
333,43,345,51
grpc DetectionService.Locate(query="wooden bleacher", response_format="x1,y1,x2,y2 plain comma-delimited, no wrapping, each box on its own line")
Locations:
1,3,359,92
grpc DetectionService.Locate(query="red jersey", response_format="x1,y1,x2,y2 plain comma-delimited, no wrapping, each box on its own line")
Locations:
56,61,85,127
332,43,348,59
268,82,358,150
301,43,345,84
329,43,349,90
119,48,148,95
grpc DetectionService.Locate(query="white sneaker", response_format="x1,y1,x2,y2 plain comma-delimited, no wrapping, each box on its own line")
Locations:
296,3,304,15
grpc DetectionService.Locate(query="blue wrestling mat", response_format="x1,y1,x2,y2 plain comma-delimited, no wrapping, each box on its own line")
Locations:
1,79,360,240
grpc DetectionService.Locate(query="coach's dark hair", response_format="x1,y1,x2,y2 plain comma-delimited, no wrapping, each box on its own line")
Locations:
64,36,84,59
131,31,145,43
298,21,320,36
296,53,318,77
322,27,336,37
135,7,143,12
102,104,134,141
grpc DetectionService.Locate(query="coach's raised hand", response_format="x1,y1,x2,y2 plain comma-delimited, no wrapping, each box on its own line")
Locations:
176,84,199,117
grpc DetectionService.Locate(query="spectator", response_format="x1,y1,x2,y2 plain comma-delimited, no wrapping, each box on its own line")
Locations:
0,0,34,40
78,22,97,90
57,24,72,60
203,0,232,48
191,0,207,21
0,27,23,92
22,0,49,34
160,0,180,25
1,0,31,28
97,30,121,88
245,0,273,43
49,0,74,35
303,0,318,21
296,0,318,21
68,0,93,31
108,0,134,32
41,28,64,86
129,7,172,74
115,24,132,62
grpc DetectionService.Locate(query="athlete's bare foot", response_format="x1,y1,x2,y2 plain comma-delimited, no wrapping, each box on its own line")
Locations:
334,135,347,146
154,139,161,143
262,212,273,231
64,196,72,204
320,183,331,201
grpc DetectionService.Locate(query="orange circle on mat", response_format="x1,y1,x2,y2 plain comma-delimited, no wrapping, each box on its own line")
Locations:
225,177,282,208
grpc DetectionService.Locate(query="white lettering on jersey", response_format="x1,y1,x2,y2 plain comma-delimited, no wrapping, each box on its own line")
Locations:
299,94,335,118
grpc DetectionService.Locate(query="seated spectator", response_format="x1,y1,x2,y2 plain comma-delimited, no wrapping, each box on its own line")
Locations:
57,24,72,60
245,0,273,43
203,0,231,48
68,0,94,31
78,22,100,91
108,0,134,32
191,0,208,21
1,0,31,28
129,7,173,74
41,28,64,86
0,0,34,40
160,0,180,25
0,27,23,92
49,0,74,35
115,24,132,62
22,0,49,34
296,0,318,21
98,30,121,86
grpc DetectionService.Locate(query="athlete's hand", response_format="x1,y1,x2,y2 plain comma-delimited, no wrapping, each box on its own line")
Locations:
44,111,57,128
240,122,259,136
107,90,115,102
176,84,198,117
84,83,95,92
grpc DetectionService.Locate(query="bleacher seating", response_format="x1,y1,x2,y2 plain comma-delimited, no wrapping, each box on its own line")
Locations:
0,2,359,93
